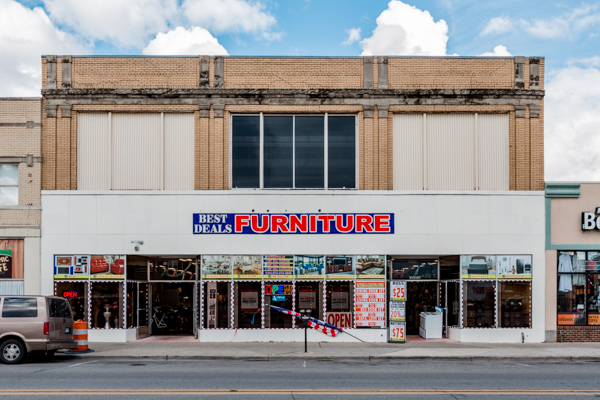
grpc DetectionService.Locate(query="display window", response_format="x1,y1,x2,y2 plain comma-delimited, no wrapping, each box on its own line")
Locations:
557,251,600,326
127,256,149,280
150,258,196,281
264,282,293,328
295,282,323,322
390,260,438,280
203,281,231,329
463,281,496,328
55,281,89,322
150,282,194,334
234,282,262,328
587,275,600,325
326,281,354,328
127,282,149,329
499,282,531,328
90,281,124,329
0,239,24,279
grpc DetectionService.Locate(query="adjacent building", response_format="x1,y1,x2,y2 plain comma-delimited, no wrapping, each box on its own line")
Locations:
40,55,546,342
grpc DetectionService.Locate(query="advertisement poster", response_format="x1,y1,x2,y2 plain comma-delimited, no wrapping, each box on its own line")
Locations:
389,301,406,321
496,255,533,279
298,289,317,310
233,256,262,279
326,312,352,328
390,260,438,280
461,255,497,279
294,255,324,279
356,255,386,279
206,282,217,329
90,255,125,279
390,280,406,301
331,290,349,310
326,255,354,279
389,321,406,342
240,289,259,310
355,281,386,328
201,255,232,279
263,255,293,279
54,255,91,279
0,250,12,279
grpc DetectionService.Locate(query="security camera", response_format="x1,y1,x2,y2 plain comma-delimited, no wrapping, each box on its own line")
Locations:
134,245,140,252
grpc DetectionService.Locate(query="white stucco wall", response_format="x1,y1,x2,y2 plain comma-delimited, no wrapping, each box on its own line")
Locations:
41,190,546,342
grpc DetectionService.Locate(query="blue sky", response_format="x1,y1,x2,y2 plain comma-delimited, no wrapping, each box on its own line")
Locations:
1,0,600,180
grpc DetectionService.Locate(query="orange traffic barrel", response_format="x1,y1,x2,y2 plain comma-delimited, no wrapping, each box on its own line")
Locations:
73,320,88,351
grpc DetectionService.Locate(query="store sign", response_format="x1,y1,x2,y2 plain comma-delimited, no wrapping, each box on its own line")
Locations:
390,281,406,301
582,208,600,230
193,213,394,234
389,321,406,342
327,312,352,328
0,250,12,278
62,291,78,298
265,284,291,295
355,281,386,328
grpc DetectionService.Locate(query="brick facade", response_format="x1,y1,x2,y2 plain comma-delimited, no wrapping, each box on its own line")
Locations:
41,56,545,191
0,98,42,226
557,326,600,342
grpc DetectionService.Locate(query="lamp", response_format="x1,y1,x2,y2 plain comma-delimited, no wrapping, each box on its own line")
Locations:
300,309,311,353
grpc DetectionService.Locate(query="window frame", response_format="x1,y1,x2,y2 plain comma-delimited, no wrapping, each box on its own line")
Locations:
229,113,358,190
0,164,19,206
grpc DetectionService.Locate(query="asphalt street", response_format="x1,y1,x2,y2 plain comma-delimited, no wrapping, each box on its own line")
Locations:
1,358,599,399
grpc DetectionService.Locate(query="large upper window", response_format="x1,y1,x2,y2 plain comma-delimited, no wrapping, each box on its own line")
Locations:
0,164,18,205
231,114,356,189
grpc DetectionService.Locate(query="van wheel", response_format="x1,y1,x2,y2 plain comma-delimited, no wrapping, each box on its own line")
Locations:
0,339,26,364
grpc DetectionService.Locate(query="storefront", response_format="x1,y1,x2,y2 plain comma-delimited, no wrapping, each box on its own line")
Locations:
41,190,545,343
546,183,600,342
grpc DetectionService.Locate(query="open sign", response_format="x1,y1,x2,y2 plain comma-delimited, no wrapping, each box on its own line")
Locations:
62,291,78,298
264,284,291,295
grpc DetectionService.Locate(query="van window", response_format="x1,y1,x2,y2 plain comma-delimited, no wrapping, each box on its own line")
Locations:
48,299,71,318
2,298,37,317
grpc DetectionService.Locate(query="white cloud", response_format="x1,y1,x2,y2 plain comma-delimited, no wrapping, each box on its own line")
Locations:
568,56,600,67
43,0,179,48
478,45,511,57
182,0,279,38
481,16,513,36
143,26,228,55
545,65,600,181
520,5,600,39
0,0,87,96
360,0,448,56
342,28,361,45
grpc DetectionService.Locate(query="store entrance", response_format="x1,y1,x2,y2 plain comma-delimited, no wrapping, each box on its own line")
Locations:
406,281,439,335
149,282,195,336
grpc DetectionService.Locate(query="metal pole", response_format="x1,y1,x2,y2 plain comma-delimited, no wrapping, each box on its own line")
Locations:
304,324,307,353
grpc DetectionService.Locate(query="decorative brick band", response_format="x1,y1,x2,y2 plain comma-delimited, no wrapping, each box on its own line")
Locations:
557,325,600,343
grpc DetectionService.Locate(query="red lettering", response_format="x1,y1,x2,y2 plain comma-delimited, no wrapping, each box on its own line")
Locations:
317,215,335,233
355,215,374,232
309,215,317,233
289,215,308,233
335,314,340,326
335,214,354,233
344,314,350,327
235,215,250,233
270,215,289,233
251,215,269,233
374,215,391,232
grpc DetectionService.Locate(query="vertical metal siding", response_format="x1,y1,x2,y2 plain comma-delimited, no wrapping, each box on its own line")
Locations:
478,114,509,190
0,280,24,295
164,113,194,190
427,114,475,190
111,114,162,190
393,114,423,190
77,113,110,190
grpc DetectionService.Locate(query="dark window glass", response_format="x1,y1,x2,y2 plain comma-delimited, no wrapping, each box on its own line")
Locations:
328,116,355,188
2,297,37,317
232,116,260,188
463,281,496,328
264,116,293,188
49,298,72,318
295,116,324,188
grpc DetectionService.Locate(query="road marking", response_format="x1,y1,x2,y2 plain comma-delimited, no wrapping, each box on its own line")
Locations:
303,361,306,368
67,361,98,368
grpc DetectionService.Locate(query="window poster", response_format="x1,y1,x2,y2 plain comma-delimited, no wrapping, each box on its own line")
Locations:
389,320,406,342
325,255,355,279
206,281,217,328
331,290,349,310
201,255,233,279
298,289,317,309
496,255,532,279
461,255,497,279
233,256,262,279
390,260,438,280
389,301,406,321
54,255,90,279
294,255,324,279
356,255,386,279
355,281,386,328
390,280,406,301
263,255,293,279
240,289,260,310
326,312,352,328
90,255,126,279
0,250,12,279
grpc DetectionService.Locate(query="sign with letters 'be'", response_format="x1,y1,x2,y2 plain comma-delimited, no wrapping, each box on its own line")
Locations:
193,213,394,235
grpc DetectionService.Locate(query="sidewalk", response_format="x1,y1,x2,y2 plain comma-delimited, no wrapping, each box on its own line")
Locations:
57,338,600,362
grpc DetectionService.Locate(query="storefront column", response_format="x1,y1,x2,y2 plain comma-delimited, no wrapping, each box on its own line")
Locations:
197,105,209,190
363,105,374,190
515,105,530,190
378,105,389,190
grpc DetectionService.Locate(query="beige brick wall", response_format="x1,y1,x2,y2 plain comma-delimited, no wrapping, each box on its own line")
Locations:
223,58,363,89
0,99,42,225
388,58,514,89
72,57,200,88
